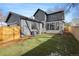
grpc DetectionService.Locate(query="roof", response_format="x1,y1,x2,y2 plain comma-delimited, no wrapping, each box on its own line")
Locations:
33,9,47,16
33,8,64,16
6,12,43,23
47,10,64,15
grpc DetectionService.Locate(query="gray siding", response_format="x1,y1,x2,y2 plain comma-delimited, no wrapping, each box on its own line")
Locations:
45,21,64,33
47,12,64,22
7,13,21,25
21,19,31,35
34,10,46,21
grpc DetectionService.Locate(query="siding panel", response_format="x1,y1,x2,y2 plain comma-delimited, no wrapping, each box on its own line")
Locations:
7,13,20,25
34,10,46,21
47,12,64,22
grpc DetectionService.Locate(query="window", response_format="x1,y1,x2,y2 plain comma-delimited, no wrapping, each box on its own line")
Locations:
46,22,59,30
50,23,55,30
55,22,59,30
46,23,50,30
42,24,44,28
31,22,37,30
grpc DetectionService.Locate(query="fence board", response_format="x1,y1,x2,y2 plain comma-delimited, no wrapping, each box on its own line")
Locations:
70,26,79,41
0,26,20,42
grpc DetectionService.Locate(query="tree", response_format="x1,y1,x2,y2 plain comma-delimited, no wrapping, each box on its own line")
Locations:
0,10,3,20
47,3,79,14
64,3,79,14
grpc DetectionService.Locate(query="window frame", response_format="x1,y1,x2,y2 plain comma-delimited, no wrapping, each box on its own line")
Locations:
46,21,60,30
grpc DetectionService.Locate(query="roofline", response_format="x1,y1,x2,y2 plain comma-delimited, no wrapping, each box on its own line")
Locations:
33,9,47,16
6,12,11,22
47,10,64,15
33,9,64,16
5,12,43,23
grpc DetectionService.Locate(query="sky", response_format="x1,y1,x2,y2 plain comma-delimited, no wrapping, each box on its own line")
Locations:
0,3,79,23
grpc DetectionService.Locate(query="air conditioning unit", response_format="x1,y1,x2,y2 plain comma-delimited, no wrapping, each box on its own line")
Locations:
31,31,38,36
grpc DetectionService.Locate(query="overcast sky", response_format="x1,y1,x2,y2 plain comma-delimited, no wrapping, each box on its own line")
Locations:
0,3,79,23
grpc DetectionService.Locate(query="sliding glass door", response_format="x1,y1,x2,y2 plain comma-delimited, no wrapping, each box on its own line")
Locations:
46,22,60,31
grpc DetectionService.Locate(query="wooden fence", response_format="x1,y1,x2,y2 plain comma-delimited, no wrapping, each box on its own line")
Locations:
0,26,20,42
69,26,79,41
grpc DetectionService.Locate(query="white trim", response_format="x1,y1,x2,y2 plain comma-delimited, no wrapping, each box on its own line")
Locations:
46,21,62,23
45,30,61,33
43,14,47,32
46,21,60,30
45,21,64,33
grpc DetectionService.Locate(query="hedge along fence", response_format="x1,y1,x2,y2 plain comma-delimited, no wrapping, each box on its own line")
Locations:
0,26,20,42
69,26,79,41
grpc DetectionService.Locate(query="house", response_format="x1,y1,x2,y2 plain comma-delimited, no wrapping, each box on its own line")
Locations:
71,18,79,27
5,8,65,36
0,10,6,22
33,9,64,33
5,12,43,36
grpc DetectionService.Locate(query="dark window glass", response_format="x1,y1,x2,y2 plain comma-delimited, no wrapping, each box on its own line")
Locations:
31,22,37,30
50,23,55,30
46,23,49,30
56,22,59,30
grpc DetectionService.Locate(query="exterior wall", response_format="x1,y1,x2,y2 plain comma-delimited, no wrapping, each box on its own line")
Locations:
34,10,46,21
30,21,41,34
45,21,64,33
60,21,64,31
47,12,64,22
21,19,31,36
39,23,43,34
43,14,47,32
26,21,32,30
6,12,43,36
27,21,43,35
34,10,64,34
7,13,21,25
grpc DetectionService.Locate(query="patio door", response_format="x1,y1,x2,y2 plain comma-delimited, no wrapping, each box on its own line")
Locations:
46,22,60,30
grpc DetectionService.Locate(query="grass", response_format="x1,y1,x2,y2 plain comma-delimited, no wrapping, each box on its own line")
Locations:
22,33,79,56
0,33,79,56
0,34,53,56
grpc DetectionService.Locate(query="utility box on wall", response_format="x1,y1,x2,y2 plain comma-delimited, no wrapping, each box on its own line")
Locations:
0,26,20,42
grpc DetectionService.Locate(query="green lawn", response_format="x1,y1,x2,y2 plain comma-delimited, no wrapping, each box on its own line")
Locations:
22,33,79,56
0,34,53,56
0,33,79,56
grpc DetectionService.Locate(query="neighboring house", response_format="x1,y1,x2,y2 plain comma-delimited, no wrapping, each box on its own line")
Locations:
5,12,43,36
33,9,64,33
0,11,6,22
71,18,79,27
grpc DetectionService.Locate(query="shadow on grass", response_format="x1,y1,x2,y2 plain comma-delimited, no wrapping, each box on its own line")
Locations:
22,33,79,56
